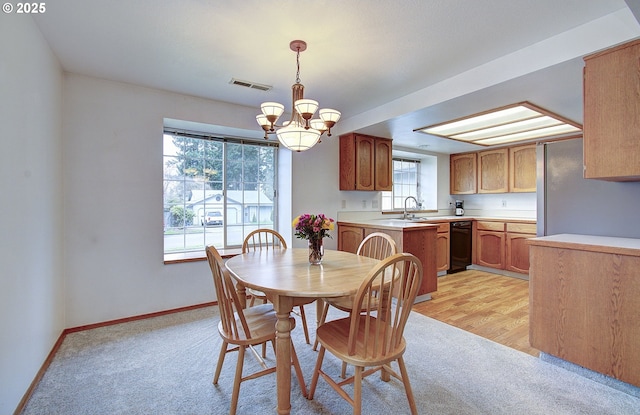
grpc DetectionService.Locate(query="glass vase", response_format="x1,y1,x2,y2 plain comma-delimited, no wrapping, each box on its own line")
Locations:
308,238,324,265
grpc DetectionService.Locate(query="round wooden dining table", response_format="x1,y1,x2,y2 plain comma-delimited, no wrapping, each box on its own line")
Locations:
225,248,380,415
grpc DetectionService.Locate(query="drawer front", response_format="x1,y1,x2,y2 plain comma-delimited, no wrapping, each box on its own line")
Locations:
476,221,505,232
432,222,450,233
506,222,537,234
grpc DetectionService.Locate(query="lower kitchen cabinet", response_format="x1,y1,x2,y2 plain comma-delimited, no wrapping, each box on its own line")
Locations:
505,234,531,273
475,221,506,269
529,234,640,387
474,220,536,274
339,219,534,284
337,224,364,253
505,222,537,273
337,221,438,296
434,222,450,272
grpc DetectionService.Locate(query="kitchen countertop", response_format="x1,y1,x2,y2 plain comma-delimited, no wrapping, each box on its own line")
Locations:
337,219,439,230
338,215,536,230
528,233,640,256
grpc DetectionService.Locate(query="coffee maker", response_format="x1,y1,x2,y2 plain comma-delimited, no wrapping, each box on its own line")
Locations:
455,200,464,216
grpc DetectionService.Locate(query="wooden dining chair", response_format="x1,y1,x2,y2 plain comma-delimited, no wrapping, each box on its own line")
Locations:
308,252,423,415
205,246,307,415
313,232,397,356
242,229,311,344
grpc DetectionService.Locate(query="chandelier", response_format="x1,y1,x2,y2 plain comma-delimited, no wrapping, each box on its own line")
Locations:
256,40,341,152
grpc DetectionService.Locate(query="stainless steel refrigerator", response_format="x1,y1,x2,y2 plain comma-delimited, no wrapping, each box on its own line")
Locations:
537,137,640,238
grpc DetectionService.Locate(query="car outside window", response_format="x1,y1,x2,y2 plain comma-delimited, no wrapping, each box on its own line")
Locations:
203,211,223,226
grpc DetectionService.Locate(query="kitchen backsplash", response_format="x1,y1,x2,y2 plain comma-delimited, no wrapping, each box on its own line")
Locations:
337,192,536,221
337,209,535,222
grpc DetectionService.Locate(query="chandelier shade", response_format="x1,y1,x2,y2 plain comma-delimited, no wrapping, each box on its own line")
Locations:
294,99,319,121
256,40,340,152
256,114,270,128
260,102,285,126
319,108,341,127
276,124,321,152
309,118,328,133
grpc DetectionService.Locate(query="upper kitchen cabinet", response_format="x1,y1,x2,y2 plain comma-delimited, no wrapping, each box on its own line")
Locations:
509,144,537,192
339,133,392,191
450,153,477,194
478,148,508,193
583,38,640,181
451,144,536,194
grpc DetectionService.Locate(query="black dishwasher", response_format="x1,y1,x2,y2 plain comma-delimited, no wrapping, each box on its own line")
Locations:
448,221,472,274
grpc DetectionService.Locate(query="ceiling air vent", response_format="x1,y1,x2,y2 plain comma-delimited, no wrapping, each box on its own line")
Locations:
230,78,272,92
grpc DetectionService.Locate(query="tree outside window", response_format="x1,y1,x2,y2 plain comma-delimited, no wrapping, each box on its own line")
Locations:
163,131,278,255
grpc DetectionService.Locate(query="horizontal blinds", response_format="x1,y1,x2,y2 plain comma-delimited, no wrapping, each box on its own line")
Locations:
163,128,279,148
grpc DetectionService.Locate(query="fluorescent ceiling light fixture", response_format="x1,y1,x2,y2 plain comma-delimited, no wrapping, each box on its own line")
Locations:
414,102,582,146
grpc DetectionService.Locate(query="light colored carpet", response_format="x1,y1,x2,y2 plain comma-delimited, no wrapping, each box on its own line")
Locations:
21,305,640,415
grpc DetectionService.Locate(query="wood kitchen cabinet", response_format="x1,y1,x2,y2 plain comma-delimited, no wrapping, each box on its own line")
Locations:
478,148,509,193
374,138,393,190
505,222,537,273
583,39,640,181
450,153,477,194
451,144,536,194
509,144,537,192
529,234,640,387
337,221,438,296
433,222,450,272
364,226,437,295
475,221,506,269
339,133,392,191
475,220,536,274
337,224,364,253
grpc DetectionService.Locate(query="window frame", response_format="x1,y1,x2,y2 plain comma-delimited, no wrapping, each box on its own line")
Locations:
381,158,422,212
163,128,279,262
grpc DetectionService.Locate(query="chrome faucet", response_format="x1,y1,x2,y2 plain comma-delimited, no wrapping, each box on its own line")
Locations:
403,196,419,219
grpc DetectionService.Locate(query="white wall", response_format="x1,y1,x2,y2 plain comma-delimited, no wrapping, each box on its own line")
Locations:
0,45,310,409
0,15,64,414
290,135,342,250
62,74,264,327
62,71,361,326
459,192,537,217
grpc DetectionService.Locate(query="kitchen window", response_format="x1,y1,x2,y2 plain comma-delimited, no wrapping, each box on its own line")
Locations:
163,129,278,258
381,158,420,210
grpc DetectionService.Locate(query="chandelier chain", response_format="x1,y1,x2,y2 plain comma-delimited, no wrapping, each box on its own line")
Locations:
295,47,301,84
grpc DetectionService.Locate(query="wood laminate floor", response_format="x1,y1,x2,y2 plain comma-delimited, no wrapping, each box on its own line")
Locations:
412,269,539,357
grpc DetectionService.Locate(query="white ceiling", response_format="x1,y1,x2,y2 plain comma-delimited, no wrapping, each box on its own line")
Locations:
33,0,640,154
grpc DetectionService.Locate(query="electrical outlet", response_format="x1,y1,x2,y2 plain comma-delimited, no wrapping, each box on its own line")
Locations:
501,200,507,208
362,200,367,209
371,199,379,209
341,200,346,209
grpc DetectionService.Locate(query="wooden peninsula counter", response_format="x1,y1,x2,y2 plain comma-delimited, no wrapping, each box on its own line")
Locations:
528,234,640,387
337,220,438,300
